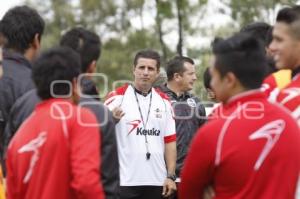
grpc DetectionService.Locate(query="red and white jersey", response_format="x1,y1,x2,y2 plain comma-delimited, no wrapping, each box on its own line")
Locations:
261,69,291,101
276,74,300,126
6,98,104,199
105,84,176,186
180,90,300,199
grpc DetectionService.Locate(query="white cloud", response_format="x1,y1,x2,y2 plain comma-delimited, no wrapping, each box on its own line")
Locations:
0,0,23,18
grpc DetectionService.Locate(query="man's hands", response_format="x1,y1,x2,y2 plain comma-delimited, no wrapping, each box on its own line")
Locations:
162,178,176,197
112,106,125,122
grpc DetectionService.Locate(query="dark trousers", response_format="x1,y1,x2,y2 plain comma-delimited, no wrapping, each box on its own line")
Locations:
120,186,164,199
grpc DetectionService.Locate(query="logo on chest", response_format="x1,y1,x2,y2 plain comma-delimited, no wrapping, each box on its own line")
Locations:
136,127,160,136
154,108,162,118
126,119,141,135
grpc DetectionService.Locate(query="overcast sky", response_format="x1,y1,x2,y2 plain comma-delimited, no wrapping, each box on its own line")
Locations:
0,0,23,18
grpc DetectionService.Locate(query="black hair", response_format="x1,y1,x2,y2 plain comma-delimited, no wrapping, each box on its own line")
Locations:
212,33,267,89
32,47,81,100
165,56,194,81
203,67,211,90
277,6,300,24
0,5,45,53
60,27,101,72
240,22,273,46
276,6,300,39
133,49,161,69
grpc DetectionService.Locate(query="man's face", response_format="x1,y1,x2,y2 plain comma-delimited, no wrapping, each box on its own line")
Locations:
133,57,159,89
209,57,230,103
178,62,197,92
269,22,300,70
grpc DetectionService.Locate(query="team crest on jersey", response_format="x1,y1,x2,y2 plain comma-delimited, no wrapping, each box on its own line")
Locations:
126,119,141,135
154,108,162,118
187,98,196,107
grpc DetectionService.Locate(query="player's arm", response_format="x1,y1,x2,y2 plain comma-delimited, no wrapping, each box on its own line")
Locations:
179,127,215,199
162,100,177,197
70,108,104,199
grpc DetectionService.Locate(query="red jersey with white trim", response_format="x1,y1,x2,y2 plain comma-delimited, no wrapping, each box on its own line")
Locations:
105,84,176,186
261,69,291,99
180,90,300,199
276,74,300,125
6,98,104,199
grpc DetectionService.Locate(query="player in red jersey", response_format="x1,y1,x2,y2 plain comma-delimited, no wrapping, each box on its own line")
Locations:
6,47,104,199
269,6,300,125
179,33,300,199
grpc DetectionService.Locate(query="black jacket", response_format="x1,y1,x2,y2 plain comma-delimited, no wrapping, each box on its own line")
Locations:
3,79,120,199
0,50,35,156
158,84,206,176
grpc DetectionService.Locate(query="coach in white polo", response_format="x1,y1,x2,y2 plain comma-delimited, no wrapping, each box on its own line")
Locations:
105,49,177,199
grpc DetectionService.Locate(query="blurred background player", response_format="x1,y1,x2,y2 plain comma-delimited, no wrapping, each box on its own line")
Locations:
158,56,206,198
6,46,105,199
240,22,291,99
0,5,45,166
269,5,300,125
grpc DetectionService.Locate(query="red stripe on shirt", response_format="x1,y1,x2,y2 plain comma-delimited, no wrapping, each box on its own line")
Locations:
164,134,176,143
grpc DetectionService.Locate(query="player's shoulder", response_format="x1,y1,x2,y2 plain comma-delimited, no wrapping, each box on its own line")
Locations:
105,84,129,101
154,87,170,101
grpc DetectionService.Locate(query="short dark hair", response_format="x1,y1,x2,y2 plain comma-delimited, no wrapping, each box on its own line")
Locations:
32,47,81,100
165,56,194,81
212,33,267,89
203,67,211,90
133,49,161,69
60,27,101,72
240,22,273,46
0,6,45,53
276,6,300,39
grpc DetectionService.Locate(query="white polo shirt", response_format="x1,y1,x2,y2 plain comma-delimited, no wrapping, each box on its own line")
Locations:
105,84,176,186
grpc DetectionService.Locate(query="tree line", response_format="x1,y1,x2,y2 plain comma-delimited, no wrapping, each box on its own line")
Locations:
23,0,297,97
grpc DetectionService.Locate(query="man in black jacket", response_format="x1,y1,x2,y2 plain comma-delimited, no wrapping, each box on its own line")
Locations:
0,5,45,160
4,27,120,199
159,56,206,183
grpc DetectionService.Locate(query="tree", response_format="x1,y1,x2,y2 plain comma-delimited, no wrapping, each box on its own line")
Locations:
228,0,297,27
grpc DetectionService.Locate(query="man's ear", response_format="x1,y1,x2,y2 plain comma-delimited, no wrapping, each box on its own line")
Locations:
173,73,181,82
225,72,238,88
86,60,97,74
31,33,41,50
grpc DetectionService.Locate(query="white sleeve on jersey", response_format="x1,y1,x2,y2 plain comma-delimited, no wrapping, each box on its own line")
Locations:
164,99,176,138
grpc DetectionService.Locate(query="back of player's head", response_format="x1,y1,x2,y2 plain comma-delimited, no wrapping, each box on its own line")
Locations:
133,49,161,70
60,27,101,73
276,6,300,39
240,22,273,47
165,56,194,81
32,47,81,100
0,5,45,53
212,33,267,89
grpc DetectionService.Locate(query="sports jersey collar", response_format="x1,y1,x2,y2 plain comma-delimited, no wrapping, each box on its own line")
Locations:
159,84,191,100
3,48,32,69
133,85,152,97
225,89,266,108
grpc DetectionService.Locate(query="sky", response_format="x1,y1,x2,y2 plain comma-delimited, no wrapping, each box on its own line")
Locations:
0,0,23,18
